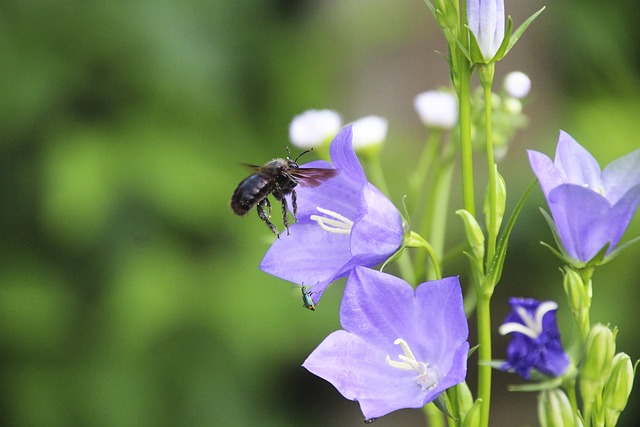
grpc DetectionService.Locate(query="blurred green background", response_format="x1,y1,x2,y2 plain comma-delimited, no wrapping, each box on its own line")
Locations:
1,0,638,426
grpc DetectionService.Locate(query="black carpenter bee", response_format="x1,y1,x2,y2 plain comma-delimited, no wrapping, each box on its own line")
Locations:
230,148,337,237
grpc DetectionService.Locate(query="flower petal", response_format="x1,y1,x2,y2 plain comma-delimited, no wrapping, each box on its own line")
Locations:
350,183,404,264
329,126,367,184
547,184,611,261
302,331,426,419
528,149,564,199
293,160,360,218
554,131,602,188
340,267,416,345
259,222,351,299
602,148,640,204
414,276,469,368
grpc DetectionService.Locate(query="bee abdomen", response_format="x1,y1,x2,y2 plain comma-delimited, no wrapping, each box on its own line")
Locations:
230,174,272,215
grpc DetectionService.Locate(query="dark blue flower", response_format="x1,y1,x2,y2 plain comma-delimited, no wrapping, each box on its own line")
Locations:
260,126,404,304
499,298,570,379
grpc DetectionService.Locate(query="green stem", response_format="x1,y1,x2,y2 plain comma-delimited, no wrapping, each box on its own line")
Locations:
407,231,442,280
424,143,456,281
482,79,497,262
565,379,580,426
456,1,474,217
458,65,475,217
410,130,442,216
476,291,492,427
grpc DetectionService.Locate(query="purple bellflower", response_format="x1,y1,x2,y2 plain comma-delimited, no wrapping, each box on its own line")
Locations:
467,0,505,62
260,126,405,304
528,131,640,263
303,267,469,420
499,298,570,380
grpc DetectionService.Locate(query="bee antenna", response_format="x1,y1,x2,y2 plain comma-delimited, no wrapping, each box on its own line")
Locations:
294,148,313,163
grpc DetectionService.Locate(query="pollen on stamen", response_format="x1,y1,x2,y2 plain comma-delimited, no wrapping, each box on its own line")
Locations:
385,338,439,392
310,207,353,234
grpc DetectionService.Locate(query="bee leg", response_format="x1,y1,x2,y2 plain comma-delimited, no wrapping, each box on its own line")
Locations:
257,200,280,237
263,197,272,217
279,196,291,236
290,189,298,222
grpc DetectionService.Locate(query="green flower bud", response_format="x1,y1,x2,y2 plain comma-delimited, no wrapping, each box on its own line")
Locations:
603,353,635,426
538,389,576,427
562,267,591,338
580,324,616,412
447,381,474,420
483,167,506,235
462,399,482,427
456,209,485,263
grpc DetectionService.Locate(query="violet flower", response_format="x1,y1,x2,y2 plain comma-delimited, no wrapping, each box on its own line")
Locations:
260,126,404,303
303,267,469,420
467,0,505,62
499,298,570,379
528,131,640,263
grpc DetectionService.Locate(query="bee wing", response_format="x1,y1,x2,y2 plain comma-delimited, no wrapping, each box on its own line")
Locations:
240,163,261,172
291,167,338,187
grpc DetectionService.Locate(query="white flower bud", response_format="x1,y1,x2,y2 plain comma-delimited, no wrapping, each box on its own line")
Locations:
350,115,388,150
288,109,342,148
414,90,458,129
504,71,531,98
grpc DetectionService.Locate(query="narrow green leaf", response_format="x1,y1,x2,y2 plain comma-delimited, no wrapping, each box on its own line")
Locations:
492,16,513,61
601,235,640,265
485,179,537,289
506,6,546,53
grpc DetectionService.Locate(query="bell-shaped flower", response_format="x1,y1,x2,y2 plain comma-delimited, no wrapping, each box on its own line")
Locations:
303,267,469,421
499,298,570,379
466,2,545,65
528,131,640,263
467,0,505,62
260,126,405,304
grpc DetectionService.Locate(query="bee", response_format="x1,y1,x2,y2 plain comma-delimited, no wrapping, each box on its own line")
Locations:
230,148,337,237
301,285,316,311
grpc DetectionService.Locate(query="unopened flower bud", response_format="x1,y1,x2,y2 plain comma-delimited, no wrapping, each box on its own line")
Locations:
580,324,616,410
603,352,635,426
448,381,474,420
414,90,458,129
483,167,506,235
562,267,586,313
456,209,485,263
288,109,342,148
538,389,576,427
350,115,388,154
462,398,482,427
504,71,531,98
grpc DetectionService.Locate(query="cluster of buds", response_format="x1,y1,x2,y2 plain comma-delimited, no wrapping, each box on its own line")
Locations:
579,325,635,426
470,71,530,161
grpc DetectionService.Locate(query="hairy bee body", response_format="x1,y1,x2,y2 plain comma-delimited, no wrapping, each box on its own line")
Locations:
230,151,336,237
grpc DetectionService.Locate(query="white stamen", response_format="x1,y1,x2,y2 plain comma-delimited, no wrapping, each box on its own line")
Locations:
310,207,353,234
386,338,439,392
581,183,606,196
499,301,558,339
